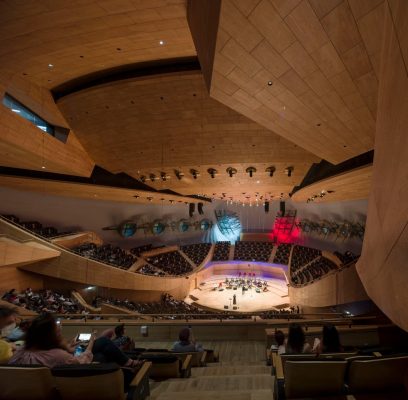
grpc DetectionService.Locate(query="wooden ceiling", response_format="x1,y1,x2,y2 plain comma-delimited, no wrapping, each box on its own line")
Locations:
190,0,383,164
291,164,372,203
57,72,319,201
0,0,195,89
0,175,204,205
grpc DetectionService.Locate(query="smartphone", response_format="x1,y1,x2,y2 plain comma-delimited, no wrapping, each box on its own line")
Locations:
78,333,92,341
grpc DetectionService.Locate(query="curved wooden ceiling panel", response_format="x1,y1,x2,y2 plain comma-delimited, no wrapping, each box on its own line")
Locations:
0,0,195,89
291,164,372,203
57,72,319,202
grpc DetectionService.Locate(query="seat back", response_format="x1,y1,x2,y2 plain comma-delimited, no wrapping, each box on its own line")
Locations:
0,365,55,400
348,356,408,393
52,363,124,400
171,351,201,367
284,360,347,399
140,353,180,380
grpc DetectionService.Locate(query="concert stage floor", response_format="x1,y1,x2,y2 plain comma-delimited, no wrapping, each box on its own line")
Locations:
186,275,289,312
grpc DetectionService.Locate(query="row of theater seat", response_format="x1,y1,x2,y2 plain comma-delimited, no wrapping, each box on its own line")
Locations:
71,242,136,269
212,241,230,261
2,288,85,314
291,245,322,271
233,241,274,262
273,352,408,399
334,250,359,265
138,264,165,276
1,214,71,238
180,243,212,266
145,251,193,276
291,256,338,286
273,243,292,265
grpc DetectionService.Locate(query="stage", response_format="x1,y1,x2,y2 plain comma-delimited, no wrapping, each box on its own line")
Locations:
186,274,289,312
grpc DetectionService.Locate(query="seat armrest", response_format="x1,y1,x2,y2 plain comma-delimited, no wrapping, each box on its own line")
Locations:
275,354,284,380
128,362,152,400
181,354,192,378
200,351,207,367
373,352,382,357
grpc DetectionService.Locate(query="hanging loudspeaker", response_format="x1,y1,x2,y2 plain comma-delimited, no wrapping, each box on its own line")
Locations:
264,201,269,213
280,201,286,216
189,203,195,217
198,202,204,215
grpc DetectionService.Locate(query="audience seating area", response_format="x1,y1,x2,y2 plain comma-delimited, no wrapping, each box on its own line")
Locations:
138,264,165,277
130,244,153,257
180,243,212,266
273,244,292,265
291,256,338,286
1,288,85,314
212,241,230,261
291,245,322,272
146,251,193,276
334,250,359,265
1,214,71,238
72,242,136,269
233,241,273,262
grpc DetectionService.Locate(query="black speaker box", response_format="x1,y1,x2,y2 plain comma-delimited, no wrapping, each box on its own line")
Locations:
224,305,229,309
233,306,238,310
189,203,195,217
280,201,285,215
264,201,269,213
198,202,204,215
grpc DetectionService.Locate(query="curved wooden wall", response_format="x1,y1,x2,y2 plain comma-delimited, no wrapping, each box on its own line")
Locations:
289,264,368,307
357,1,408,332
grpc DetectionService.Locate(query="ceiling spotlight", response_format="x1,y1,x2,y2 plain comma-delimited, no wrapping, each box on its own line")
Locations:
160,172,169,181
266,166,276,177
48,63,54,68
285,166,294,177
174,170,184,180
226,167,237,177
159,40,165,45
190,169,199,179
147,197,153,202
268,81,273,86
149,173,156,182
246,166,257,178
140,175,146,183
207,168,217,179
41,166,46,169
133,195,140,199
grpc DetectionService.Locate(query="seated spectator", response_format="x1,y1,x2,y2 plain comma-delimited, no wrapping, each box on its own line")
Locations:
285,324,312,354
6,319,31,342
171,327,203,352
270,330,286,355
0,306,17,363
9,313,94,367
92,329,140,368
314,324,343,354
112,324,134,352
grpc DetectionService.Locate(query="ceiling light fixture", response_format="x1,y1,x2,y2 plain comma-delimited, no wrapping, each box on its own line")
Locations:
226,167,237,177
207,168,217,179
266,166,276,177
190,169,199,179
285,166,294,177
159,40,165,45
246,166,257,178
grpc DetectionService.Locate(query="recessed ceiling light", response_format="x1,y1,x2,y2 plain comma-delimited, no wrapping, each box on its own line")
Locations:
267,81,273,86
256,180,260,184
159,40,165,45
48,64,54,68
41,166,46,169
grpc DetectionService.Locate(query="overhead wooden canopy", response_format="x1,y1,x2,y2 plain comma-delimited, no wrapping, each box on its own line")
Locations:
0,0,195,89
291,164,373,203
0,175,204,205
188,0,382,164
57,72,319,202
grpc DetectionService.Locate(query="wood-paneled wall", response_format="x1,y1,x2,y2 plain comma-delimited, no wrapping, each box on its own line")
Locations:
357,0,408,331
289,264,368,307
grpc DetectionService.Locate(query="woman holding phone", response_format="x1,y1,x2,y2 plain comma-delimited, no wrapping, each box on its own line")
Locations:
9,313,96,368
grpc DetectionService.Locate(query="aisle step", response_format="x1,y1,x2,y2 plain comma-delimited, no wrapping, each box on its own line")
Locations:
152,389,274,400
192,365,271,376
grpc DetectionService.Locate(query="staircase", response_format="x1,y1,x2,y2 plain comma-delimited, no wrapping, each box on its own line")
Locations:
149,361,274,399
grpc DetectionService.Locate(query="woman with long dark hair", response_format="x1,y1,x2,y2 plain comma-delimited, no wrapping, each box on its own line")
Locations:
314,324,343,354
9,313,94,368
285,324,312,354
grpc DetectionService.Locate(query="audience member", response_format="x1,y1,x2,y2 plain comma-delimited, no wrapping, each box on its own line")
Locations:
112,324,134,351
6,319,31,342
270,330,286,355
9,313,94,367
171,327,203,352
0,306,17,363
285,324,312,354
314,324,343,354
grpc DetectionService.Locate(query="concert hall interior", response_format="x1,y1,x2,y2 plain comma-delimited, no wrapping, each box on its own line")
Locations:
0,1,408,399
